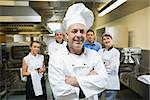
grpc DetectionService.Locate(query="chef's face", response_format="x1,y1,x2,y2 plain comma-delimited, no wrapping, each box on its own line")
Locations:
30,42,40,55
55,32,64,43
66,23,86,54
102,36,112,48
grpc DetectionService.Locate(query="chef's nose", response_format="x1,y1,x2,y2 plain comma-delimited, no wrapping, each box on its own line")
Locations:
76,31,82,37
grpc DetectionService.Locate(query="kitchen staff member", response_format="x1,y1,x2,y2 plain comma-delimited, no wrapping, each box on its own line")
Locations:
48,29,67,57
22,41,47,100
84,29,102,52
98,33,120,100
48,3,107,100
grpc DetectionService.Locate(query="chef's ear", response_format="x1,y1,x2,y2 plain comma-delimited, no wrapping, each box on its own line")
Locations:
65,32,69,40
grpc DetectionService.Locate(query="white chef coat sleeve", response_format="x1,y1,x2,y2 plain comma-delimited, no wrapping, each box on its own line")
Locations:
76,55,107,98
108,49,120,75
48,43,53,56
48,54,79,98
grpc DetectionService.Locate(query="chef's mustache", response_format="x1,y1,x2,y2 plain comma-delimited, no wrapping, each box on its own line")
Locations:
73,36,84,43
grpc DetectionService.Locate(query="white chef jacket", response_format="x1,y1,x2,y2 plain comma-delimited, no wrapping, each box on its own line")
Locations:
48,47,107,100
48,40,67,56
98,48,120,90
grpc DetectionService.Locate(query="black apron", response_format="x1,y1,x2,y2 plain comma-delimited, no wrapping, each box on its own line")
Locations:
26,75,47,100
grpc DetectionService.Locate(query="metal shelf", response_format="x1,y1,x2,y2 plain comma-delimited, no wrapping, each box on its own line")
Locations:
0,89,7,99
4,64,26,99
0,64,6,99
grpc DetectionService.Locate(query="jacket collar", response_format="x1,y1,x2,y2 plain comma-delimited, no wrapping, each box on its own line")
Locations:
56,40,64,44
66,44,86,55
103,46,113,52
84,41,95,45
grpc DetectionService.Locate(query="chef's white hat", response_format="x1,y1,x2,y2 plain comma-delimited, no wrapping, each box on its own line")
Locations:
102,32,113,39
54,29,64,34
63,3,94,31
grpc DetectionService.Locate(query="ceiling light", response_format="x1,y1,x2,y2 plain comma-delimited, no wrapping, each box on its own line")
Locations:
98,0,127,16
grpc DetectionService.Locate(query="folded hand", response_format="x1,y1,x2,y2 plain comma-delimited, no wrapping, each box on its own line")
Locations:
65,75,79,87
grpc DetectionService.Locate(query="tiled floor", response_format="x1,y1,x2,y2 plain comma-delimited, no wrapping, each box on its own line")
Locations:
1,75,145,100
117,89,144,100
1,89,144,100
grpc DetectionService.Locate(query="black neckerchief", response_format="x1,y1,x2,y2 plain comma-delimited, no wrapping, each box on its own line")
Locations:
56,40,64,44
103,46,113,52
66,44,84,55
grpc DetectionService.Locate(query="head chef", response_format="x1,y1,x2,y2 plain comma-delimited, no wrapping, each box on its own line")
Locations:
49,3,107,99
63,3,94,55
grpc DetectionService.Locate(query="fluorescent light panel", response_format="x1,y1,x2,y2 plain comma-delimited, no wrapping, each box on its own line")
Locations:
28,0,69,1
0,1,29,6
98,0,127,16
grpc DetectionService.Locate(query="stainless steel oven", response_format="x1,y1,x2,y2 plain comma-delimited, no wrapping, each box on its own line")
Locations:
0,43,8,64
6,42,30,68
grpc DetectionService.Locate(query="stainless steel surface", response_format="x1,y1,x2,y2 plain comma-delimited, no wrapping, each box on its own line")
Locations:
0,1,41,22
0,44,1,64
29,1,70,23
129,73,150,99
0,23,50,34
1,0,149,26
0,0,108,23
0,64,6,98
121,48,142,74
0,1,48,34
119,49,150,99
0,0,108,33
0,43,6,98
0,43,8,64
140,50,150,72
2,42,28,99
29,0,108,23
120,67,150,99
121,48,141,64
5,42,29,68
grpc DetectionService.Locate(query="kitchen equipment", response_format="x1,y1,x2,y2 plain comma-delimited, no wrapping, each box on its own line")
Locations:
5,42,30,68
0,43,8,64
121,47,141,73
121,48,141,63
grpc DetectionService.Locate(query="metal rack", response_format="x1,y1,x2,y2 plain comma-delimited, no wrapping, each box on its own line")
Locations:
4,63,26,99
0,43,7,99
0,64,7,99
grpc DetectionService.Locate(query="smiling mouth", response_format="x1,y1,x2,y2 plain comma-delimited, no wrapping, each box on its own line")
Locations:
73,36,84,43
75,40,82,44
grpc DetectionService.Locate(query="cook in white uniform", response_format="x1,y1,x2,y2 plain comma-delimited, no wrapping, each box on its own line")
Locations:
48,29,67,57
48,3,107,100
98,33,120,100
22,41,47,100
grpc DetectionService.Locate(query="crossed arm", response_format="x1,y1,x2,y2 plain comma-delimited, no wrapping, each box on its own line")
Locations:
65,69,98,87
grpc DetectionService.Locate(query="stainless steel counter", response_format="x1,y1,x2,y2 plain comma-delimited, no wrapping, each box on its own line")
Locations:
119,63,150,100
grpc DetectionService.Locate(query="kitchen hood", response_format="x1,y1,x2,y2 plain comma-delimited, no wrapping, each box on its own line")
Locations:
0,6,41,22
0,1,49,35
